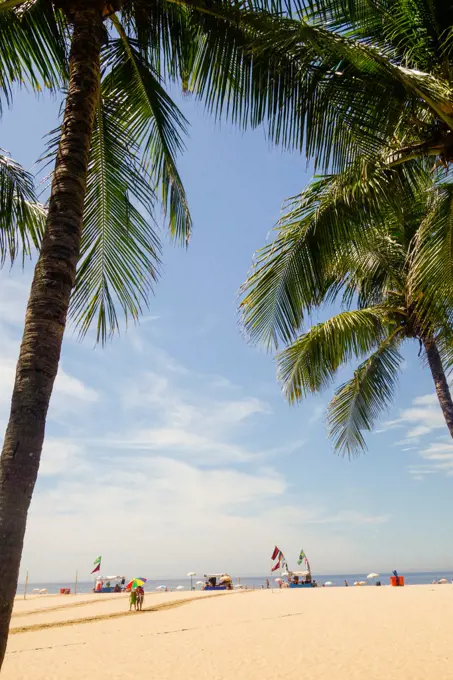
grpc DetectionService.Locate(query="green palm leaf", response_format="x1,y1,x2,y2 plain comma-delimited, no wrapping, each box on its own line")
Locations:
277,308,393,400
0,1,67,109
0,149,45,265
69,95,161,344
241,158,429,348
104,25,191,243
327,336,404,457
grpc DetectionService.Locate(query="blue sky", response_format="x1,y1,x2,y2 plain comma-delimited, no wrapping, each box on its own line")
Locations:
1,87,453,581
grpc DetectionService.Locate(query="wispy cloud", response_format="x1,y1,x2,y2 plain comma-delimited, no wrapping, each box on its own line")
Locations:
381,391,448,439
109,366,281,464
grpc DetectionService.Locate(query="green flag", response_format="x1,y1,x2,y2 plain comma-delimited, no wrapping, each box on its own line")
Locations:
297,549,305,565
91,556,102,574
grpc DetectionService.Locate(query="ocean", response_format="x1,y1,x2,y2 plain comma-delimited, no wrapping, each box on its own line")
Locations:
17,571,453,595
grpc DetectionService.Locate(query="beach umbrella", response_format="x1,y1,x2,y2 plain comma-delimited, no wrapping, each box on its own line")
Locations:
126,578,146,590
39,589,47,594
324,581,333,586
367,573,380,580
354,582,359,586
438,578,449,584
187,572,196,589
196,580,204,586
176,585,184,591
275,577,282,583
358,581,368,586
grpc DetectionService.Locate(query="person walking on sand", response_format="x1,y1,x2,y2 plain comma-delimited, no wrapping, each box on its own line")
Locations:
136,586,144,611
129,588,137,611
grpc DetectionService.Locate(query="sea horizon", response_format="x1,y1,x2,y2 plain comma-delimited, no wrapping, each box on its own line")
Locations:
16,570,453,594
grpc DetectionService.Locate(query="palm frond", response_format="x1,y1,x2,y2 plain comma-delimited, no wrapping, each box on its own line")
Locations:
408,179,453,331
118,0,196,86
69,95,161,344
240,158,429,348
0,1,67,110
304,0,451,72
0,149,45,265
188,10,410,167
277,307,394,401
103,31,191,243
327,333,404,457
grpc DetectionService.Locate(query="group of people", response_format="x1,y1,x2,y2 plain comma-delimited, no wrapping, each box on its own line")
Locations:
129,585,145,611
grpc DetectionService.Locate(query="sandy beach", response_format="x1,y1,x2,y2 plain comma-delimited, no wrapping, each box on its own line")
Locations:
3,584,452,679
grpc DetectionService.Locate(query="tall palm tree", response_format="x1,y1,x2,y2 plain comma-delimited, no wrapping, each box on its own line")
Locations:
241,169,453,455
0,0,317,666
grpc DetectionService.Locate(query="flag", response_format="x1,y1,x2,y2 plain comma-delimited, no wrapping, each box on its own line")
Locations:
271,546,279,561
271,560,281,572
297,549,306,565
91,556,102,574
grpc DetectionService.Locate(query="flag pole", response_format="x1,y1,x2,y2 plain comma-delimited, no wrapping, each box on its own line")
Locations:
23,569,29,600
74,570,78,596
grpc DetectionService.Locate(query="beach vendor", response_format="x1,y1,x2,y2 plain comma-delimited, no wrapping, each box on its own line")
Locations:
129,589,137,611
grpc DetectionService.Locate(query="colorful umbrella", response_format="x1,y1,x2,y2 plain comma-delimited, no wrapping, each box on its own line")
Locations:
126,578,147,590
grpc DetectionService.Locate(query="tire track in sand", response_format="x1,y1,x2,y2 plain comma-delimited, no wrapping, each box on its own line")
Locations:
12,595,124,619
10,592,235,635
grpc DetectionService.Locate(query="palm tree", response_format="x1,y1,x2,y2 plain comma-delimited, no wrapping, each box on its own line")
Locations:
0,0,318,665
241,169,453,455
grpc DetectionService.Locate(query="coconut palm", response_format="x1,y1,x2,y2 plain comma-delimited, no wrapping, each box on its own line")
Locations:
241,168,453,456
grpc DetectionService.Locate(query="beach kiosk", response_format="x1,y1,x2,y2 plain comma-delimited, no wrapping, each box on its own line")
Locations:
203,574,233,590
287,569,313,588
93,575,125,593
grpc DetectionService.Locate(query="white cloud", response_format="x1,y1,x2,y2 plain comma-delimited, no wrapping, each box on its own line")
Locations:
378,389,453,479
112,368,278,464
412,393,439,407
103,427,256,463
405,441,453,479
382,392,450,441
55,367,98,403
22,449,389,579
39,438,88,476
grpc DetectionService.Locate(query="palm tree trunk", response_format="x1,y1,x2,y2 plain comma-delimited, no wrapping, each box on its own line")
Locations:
423,337,453,438
0,8,103,668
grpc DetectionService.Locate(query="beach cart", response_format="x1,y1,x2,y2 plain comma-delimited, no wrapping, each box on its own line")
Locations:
203,574,233,590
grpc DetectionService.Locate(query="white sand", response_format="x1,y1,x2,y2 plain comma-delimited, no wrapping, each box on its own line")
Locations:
3,585,453,679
